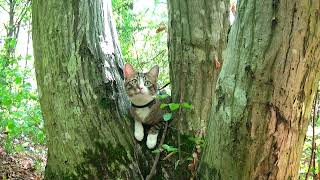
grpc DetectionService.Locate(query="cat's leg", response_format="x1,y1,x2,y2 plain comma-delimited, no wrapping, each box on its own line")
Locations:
146,122,163,149
134,120,144,141
146,131,158,149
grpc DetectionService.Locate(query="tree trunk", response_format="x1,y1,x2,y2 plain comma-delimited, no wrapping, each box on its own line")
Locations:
167,0,229,135
200,0,320,179
32,0,145,178
167,1,229,177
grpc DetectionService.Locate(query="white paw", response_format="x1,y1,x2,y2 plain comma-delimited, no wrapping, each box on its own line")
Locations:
146,133,158,149
134,121,144,141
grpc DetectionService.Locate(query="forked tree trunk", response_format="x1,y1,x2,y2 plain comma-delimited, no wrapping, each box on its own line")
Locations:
32,0,191,179
32,0,145,178
200,0,320,179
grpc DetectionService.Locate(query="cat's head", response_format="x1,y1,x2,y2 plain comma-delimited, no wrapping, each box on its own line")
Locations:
124,63,159,106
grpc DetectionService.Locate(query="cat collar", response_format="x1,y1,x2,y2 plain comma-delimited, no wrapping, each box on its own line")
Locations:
131,99,156,108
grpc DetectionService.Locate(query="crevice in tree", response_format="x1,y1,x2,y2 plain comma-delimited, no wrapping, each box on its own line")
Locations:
283,2,296,73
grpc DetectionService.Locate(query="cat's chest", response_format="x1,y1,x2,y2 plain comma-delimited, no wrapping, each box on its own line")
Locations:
135,107,151,122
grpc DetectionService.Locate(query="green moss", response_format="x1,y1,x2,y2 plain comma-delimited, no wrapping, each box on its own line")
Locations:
180,134,197,153
76,141,132,178
198,163,222,180
45,130,134,179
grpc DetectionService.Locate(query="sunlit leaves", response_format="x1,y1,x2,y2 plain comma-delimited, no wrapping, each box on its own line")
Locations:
160,102,193,111
181,103,192,109
162,144,178,153
168,103,180,111
0,37,45,153
112,0,169,85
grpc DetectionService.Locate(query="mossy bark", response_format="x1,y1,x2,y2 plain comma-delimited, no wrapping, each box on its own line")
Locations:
167,0,229,135
200,0,320,179
166,0,229,178
32,0,145,179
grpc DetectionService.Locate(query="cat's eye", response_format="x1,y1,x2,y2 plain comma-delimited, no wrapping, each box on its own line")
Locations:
131,79,138,84
145,81,151,86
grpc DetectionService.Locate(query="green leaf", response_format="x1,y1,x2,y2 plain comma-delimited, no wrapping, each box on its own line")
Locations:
160,103,168,109
152,149,161,154
169,103,180,111
163,113,172,121
15,144,24,152
162,144,178,152
6,120,16,132
2,95,12,106
181,103,193,109
156,94,170,100
15,76,22,84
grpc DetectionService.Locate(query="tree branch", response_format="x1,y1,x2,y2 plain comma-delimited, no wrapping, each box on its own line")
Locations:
14,0,30,27
146,122,168,180
0,3,8,13
305,91,318,180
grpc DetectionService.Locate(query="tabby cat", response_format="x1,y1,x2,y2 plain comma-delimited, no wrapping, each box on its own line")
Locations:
124,63,167,149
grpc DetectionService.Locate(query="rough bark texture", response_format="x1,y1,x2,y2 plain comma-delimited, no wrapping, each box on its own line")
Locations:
32,0,189,179
168,0,229,136
167,1,229,178
200,0,320,179
32,0,145,179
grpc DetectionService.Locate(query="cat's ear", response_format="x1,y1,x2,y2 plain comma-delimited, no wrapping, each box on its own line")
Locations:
148,65,159,78
124,63,135,78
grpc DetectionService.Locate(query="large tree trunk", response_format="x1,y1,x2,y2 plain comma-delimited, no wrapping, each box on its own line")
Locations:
167,1,229,178
200,0,320,179
32,0,145,178
168,0,229,136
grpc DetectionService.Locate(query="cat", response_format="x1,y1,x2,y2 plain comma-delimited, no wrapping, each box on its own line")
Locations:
123,63,168,149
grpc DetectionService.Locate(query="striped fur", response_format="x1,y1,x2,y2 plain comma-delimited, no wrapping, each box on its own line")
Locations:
124,63,168,149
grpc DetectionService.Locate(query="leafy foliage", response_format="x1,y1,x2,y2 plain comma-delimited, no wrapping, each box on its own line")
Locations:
112,0,169,86
0,37,44,153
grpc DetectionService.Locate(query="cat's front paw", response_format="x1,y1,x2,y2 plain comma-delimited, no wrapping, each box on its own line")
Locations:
146,133,158,149
134,121,144,141
134,130,144,141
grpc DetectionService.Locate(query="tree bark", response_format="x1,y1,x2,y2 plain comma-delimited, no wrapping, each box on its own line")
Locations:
200,0,320,179
168,0,229,135
32,0,145,178
167,1,229,177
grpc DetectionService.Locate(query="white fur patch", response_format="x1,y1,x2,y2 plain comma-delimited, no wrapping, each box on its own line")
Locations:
130,94,153,106
134,121,144,141
136,107,151,123
146,133,159,149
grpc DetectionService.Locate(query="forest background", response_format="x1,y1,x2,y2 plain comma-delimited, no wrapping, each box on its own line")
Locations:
0,0,319,179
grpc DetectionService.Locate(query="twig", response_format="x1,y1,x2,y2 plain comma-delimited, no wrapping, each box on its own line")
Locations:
132,35,140,63
162,151,176,161
306,91,318,180
150,49,165,61
146,122,168,180
0,3,8,13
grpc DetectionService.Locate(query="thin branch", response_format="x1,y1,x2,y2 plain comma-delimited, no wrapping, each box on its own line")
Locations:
305,91,318,180
132,35,140,64
22,20,31,85
146,122,168,180
0,3,8,12
150,49,165,62
14,0,30,27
